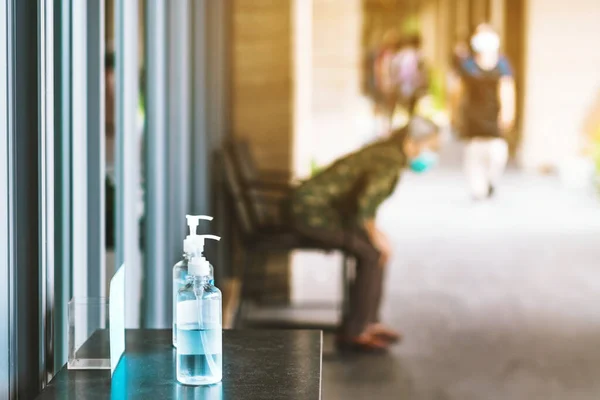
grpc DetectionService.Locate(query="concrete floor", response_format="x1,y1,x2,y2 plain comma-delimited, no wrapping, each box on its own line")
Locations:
304,161,600,399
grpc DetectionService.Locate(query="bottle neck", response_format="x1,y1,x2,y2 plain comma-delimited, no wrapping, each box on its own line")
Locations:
188,274,211,284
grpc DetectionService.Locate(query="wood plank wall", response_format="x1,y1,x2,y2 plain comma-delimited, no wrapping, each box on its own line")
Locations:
229,0,294,303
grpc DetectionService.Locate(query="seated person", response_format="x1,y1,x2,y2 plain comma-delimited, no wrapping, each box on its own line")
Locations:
290,116,440,352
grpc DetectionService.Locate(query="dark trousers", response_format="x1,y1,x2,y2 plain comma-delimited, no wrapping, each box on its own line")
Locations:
398,93,420,116
294,225,384,337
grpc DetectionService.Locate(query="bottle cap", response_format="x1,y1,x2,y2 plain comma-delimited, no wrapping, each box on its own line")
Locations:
188,256,211,276
188,235,221,276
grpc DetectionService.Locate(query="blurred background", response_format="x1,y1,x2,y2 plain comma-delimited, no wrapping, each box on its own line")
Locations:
2,0,600,399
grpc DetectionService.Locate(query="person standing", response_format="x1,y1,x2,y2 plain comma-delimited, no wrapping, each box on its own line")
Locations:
373,30,401,135
459,24,516,200
391,34,429,117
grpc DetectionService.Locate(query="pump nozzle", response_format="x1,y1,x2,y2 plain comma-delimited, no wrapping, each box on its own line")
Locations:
186,215,213,236
195,234,221,253
184,215,214,255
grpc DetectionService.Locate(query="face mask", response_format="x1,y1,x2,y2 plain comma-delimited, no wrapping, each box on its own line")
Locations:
409,150,439,173
471,33,500,53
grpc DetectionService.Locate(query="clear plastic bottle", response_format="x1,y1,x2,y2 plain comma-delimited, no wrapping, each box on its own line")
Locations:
173,254,216,346
173,215,214,347
172,254,189,346
176,236,222,386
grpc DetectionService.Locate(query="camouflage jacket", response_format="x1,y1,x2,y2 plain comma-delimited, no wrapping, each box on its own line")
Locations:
290,139,406,231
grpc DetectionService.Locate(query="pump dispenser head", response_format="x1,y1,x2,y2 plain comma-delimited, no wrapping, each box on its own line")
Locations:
189,235,221,276
183,215,213,255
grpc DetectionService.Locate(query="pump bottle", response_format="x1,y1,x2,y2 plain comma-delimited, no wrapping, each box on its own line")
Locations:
173,215,213,347
176,235,222,386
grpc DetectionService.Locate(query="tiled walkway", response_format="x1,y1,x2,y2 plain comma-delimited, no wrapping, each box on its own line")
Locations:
314,163,600,399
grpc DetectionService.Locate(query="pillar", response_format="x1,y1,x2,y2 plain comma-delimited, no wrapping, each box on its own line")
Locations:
230,0,293,302
520,0,600,169
230,0,293,173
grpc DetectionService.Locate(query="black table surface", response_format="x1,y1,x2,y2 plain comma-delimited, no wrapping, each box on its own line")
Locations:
36,329,322,400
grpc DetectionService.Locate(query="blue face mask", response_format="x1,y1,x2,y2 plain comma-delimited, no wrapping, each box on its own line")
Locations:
409,150,439,173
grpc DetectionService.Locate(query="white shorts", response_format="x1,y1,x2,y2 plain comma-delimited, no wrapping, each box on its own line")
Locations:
464,137,509,199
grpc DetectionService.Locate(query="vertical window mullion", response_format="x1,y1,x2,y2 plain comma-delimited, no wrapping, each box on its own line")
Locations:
115,0,140,327
53,0,73,375
38,0,55,385
0,0,12,397
11,1,42,397
144,0,169,328
71,0,88,306
69,0,93,354
86,0,105,300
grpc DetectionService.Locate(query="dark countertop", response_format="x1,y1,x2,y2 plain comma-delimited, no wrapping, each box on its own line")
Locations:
37,329,322,400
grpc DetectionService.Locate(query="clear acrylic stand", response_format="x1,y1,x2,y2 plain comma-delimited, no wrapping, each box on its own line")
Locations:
68,297,110,369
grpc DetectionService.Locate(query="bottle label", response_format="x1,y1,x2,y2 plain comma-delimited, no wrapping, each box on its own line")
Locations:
177,299,221,326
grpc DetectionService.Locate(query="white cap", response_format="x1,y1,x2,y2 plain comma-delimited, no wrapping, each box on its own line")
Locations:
188,235,221,276
183,215,213,255
188,256,211,277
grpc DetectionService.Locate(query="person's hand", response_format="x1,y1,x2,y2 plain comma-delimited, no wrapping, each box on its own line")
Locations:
498,77,516,132
373,230,392,267
498,113,514,132
363,220,392,267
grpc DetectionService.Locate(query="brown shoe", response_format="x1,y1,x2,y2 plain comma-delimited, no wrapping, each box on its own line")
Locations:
367,324,402,344
335,333,390,354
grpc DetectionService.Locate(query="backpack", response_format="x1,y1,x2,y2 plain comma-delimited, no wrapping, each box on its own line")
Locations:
393,49,428,100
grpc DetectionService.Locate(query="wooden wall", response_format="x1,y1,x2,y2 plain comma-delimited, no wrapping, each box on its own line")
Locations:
230,0,293,174
229,0,294,303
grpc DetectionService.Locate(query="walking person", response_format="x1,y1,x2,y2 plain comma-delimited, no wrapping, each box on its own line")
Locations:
289,117,440,352
373,30,401,135
458,24,516,200
391,34,429,117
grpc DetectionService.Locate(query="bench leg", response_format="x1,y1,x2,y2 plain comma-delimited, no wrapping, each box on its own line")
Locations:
341,254,353,323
